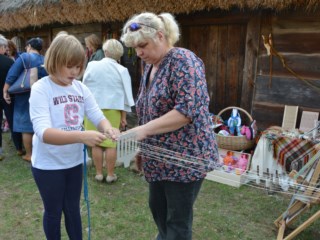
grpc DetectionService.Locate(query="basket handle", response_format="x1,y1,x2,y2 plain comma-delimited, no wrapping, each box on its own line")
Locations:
216,106,253,123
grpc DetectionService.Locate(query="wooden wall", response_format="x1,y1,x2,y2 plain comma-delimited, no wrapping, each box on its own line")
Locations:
252,11,320,130
3,9,320,131
177,11,258,125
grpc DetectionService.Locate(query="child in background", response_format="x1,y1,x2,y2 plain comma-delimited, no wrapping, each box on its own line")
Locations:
29,34,119,239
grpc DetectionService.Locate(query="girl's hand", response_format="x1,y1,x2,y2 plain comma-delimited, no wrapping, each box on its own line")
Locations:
82,130,107,147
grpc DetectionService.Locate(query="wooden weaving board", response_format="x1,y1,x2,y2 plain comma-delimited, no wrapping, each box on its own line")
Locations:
116,131,139,168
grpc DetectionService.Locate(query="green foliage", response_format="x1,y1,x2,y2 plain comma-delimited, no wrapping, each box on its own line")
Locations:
0,134,319,239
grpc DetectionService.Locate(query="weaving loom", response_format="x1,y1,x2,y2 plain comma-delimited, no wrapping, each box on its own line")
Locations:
116,127,320,239
274,150,320,240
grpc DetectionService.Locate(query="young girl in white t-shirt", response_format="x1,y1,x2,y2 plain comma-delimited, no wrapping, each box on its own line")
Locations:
29,34,119,240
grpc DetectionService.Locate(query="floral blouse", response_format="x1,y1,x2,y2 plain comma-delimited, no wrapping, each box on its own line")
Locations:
136,47,219,183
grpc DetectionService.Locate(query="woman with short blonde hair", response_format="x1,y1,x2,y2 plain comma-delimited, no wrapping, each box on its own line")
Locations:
102,39,124,61
83,38,134,183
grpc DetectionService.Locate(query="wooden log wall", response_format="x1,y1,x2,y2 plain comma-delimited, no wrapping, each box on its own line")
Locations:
252,11,320,130
3,9,319,132
177,11,252,119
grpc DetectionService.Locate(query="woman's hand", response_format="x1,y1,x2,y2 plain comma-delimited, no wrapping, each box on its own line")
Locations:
3,83,11,104
104,128,120,141
120,119,127,131
3,91,11,104
120,111,127,131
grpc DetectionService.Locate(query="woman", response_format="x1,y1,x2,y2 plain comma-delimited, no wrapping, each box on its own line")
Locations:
83,39,134,183
6,39,19,60
121,12,219,240
3,37,47,162
84,34,104,62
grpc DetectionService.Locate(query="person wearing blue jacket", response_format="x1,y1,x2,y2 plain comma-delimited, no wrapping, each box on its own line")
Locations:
3,37,48,162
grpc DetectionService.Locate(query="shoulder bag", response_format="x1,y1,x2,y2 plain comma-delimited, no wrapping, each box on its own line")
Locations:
8,54,39,94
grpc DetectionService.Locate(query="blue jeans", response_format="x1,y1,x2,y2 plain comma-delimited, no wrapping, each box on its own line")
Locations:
149,179,204,240
32,164,83,240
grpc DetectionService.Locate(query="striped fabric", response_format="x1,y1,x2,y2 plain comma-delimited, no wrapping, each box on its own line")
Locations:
273,137,316,172
262,126,318,173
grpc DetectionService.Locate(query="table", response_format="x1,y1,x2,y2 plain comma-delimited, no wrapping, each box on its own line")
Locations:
249,126,319,190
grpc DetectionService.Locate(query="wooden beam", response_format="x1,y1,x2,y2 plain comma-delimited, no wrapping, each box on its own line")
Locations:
284,210,320,240
240,13,261,112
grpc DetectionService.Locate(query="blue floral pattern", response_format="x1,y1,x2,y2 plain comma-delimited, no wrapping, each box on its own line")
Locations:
136,47,219,183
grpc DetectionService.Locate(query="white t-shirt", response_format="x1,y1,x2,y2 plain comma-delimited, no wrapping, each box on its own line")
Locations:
29,76,105,170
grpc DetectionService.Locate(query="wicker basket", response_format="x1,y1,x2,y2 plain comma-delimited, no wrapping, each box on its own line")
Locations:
215,106,255,150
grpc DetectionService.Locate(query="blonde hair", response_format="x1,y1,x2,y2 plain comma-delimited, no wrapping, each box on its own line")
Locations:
45,34,86,77
121,12,180,48
84,34,102,52
102,39,124,61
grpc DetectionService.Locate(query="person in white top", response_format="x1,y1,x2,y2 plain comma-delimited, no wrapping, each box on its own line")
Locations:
83,39,134,183
29,34,119,240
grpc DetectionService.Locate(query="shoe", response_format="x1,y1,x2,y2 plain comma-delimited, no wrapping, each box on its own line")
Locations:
106,174,118,183
17,150,25,156
95,174,104,182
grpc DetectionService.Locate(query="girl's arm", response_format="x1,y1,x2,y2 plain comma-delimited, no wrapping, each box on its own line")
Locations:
42,128,108,147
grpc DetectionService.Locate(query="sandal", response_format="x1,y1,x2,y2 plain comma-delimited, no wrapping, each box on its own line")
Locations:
22,155,31,162
106,174,118,183
95,174,104,182
17,150,25,156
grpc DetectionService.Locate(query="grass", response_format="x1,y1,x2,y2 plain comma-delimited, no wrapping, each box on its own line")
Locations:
0,132,320,240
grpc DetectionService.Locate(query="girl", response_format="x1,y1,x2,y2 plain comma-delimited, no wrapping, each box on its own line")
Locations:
29,34,119,239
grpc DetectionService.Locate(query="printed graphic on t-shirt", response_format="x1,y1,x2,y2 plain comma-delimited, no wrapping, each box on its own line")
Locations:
52,94,84,130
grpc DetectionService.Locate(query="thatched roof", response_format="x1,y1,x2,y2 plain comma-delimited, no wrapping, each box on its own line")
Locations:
0,0,319,31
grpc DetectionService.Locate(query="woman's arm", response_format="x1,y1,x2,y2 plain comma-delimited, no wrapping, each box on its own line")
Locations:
131,109,191,141
5,54,25,85
3,83,11,104
3,54,27,104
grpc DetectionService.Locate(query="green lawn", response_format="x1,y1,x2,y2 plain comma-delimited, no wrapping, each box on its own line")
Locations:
0,133,319,240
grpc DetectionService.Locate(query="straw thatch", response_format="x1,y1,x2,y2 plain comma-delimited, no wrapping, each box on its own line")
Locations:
0,0,319,31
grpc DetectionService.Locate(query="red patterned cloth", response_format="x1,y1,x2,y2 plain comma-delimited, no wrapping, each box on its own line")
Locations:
272,137,316,172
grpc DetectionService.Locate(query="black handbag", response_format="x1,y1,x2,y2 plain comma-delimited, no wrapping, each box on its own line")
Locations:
8,54,39,94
